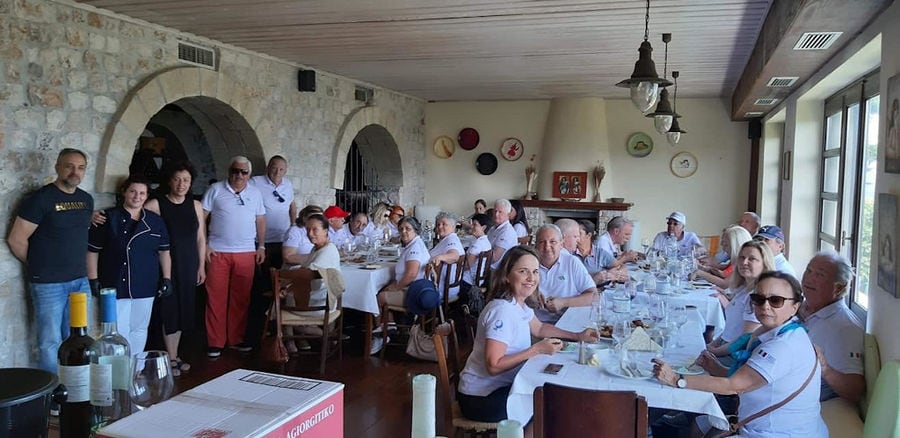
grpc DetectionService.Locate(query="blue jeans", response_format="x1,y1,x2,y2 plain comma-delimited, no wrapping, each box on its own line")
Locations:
30,277,91,372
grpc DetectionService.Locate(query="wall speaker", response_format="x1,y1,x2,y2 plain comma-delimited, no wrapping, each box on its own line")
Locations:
748,118,762,139
298,70,316,92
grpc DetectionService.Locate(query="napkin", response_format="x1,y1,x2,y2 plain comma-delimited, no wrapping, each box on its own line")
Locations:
622,327,663,352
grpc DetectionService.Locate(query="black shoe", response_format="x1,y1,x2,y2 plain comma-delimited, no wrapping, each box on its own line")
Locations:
230,343,253,353
207,347,223,358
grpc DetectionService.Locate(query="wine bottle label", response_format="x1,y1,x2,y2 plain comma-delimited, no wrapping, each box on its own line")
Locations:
59,364,91,402
100,355,132,390
90,363,113,406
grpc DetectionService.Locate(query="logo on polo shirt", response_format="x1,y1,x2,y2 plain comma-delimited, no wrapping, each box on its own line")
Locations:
492,320,503,332
558,275,566,281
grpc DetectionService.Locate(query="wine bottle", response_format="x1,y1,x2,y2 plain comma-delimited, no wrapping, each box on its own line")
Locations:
58,292,95,438
90,288,131,429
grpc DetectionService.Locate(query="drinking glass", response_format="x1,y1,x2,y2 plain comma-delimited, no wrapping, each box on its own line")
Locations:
130,351,174,410
671,305,688,348
641,238,651,255
612,320,631,348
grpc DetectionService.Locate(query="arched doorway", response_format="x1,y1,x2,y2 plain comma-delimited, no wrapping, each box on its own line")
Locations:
332,106,404,215
97,67,269,195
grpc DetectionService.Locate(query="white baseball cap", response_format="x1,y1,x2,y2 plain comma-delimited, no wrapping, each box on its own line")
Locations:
666,211,686,225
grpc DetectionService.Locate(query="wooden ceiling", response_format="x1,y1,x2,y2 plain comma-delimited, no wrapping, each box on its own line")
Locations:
72,0,890,119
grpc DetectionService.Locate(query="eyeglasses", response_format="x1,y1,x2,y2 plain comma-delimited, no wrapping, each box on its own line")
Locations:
272,190,285,203
666,221,680,226
229,168,250,175
383,214,390,218
235,193,245,206
749,294,797,309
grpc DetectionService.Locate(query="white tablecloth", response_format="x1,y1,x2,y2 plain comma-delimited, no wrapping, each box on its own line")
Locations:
506,306,728,429
340,259,396,316
627,267,726,337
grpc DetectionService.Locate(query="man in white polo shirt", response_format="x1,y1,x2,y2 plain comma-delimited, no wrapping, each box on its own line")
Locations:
535,223,597,322
245,155,297,349
325,205,351,248
201,156,266,357
753,225,798,278
798,252,865,403
596,216,640,268
487,199,518,270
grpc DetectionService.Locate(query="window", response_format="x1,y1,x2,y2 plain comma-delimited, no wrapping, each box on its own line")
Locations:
818,70,879,313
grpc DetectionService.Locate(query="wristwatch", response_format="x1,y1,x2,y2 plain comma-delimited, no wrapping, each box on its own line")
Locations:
676,374,687,389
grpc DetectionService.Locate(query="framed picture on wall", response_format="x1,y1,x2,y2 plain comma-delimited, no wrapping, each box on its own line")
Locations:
551,171,588,200
877,193,898,297
887,73,900,174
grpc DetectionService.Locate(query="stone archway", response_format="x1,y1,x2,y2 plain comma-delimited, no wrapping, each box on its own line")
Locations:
331,106,403,190
96,67,271,193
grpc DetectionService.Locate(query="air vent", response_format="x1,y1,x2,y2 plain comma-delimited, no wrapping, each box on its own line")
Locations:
177,41,217,70
766,77,799,88
754,98,779,106
793,32,842,50
744,111,764,118
355,86,373,104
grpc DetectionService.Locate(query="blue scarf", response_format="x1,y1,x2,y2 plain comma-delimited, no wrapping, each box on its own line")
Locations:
727,321,805,376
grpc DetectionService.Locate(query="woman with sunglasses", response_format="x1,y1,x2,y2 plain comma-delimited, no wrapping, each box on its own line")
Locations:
706,240,775,359
654,271,826,437
366,202,392,241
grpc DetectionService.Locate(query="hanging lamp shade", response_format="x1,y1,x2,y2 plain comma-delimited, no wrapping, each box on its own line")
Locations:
615,1,672,112
646,88,676,134
616,41,672,112
666,117,687,146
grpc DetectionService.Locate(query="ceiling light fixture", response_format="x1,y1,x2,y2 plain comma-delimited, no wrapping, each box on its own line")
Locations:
616,0,672,112
645,33,675,133
667,70,686,146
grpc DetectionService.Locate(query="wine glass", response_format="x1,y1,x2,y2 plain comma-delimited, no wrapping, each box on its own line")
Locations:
130,351,174,410
641,238,651,255
671,305,688,348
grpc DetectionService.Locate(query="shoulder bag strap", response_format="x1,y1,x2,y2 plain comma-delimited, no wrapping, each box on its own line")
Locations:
731,338,818,431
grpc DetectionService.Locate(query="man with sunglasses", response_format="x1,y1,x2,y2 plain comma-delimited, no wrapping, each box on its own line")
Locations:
798,252,865,404
246,155,297,349
201,156,266,357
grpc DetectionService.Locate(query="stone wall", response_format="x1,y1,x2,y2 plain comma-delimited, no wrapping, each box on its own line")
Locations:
0,0,426,367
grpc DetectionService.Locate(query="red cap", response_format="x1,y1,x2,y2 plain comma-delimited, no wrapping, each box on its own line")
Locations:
324,205,350,219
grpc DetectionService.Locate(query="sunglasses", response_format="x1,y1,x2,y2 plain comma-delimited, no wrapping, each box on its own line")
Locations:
749,293,797,309
229,168,250,175
272,190,285,203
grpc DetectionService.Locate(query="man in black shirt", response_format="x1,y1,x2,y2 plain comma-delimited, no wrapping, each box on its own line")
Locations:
7,148,94,372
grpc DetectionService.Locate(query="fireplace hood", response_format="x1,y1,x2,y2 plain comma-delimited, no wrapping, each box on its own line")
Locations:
537,97,616,202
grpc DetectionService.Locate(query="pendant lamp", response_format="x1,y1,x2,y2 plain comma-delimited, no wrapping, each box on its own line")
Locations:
616,0,672,112
666,71,687,146
645,33,676,134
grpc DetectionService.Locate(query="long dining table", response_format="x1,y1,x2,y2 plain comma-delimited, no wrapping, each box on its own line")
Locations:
505,306,730,430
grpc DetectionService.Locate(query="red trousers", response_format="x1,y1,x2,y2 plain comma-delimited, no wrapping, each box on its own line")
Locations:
205,251,256,348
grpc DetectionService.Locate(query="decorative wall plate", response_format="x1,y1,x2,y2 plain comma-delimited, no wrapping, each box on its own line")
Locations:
475,153,498,175
433,135,455,159
627,132,653,157
458,127,480,150
670,151,698,178
500,137,524,161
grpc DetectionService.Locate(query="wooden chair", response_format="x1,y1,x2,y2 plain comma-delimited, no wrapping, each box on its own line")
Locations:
471,249,493,289
438,255,466,326
270,267,344,374
378,263,444,359
461,249,493,340
533,383,648,438
432,319,498,437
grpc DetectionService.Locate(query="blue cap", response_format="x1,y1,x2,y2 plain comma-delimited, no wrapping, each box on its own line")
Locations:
99,288,117,323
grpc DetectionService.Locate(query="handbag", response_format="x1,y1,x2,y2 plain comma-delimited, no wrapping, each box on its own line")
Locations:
464,283,486,317
707,339,819,437
405,307,447,362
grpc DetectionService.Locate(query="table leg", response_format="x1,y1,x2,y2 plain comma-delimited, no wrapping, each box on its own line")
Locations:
364,313,373,356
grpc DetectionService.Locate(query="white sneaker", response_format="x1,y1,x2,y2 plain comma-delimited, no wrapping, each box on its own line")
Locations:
369,336,389,355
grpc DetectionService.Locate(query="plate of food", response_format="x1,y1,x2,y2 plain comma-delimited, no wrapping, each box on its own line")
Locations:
361,265,381,270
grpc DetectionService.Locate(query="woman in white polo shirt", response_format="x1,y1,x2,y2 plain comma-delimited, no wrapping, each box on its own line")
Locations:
654,271,826,437
428,212,464,302
457,246,599,422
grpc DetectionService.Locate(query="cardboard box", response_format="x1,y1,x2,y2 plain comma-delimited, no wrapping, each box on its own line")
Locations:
98,369,343,438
